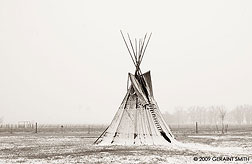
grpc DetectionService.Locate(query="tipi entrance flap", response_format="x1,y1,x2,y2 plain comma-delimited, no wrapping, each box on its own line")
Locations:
142,71,153,97
129,73,149,105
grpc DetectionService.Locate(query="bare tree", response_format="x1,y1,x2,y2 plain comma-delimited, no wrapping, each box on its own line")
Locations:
196,106,202,124
188,106,197,124
209,106,220,129
207,106,217,125
164,104,252,126
217,106,226,134
232,106,244,124
174,106,184,128
243,105,252,124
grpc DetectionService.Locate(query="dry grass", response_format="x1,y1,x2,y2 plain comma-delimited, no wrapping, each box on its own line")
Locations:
0,125,251,163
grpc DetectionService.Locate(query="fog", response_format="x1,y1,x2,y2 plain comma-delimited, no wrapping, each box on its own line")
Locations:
0,0,252,124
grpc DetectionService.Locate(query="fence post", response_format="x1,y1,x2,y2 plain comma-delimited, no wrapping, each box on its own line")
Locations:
35,122,37,133
195,122,198,134
10,124,13,134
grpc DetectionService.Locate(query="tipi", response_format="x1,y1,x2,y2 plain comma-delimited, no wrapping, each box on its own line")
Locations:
94,31,175,145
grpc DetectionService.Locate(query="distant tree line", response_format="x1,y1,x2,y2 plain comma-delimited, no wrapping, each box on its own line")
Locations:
163,104,252,125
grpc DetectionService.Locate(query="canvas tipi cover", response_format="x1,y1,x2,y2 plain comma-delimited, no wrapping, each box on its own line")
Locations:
94,32,175,145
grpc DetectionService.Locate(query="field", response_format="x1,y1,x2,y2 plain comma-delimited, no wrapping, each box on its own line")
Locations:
0,125,251,164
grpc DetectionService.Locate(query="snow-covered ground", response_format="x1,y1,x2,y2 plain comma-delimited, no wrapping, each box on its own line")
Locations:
0,132,251,164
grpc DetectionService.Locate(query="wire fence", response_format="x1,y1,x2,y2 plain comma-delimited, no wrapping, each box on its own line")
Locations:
0,123,107,135
0,123,251,135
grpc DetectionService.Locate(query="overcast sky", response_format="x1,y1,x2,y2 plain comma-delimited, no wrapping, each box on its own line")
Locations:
0,0,251,124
